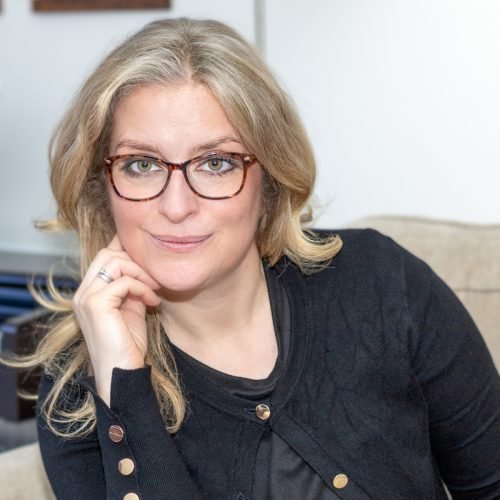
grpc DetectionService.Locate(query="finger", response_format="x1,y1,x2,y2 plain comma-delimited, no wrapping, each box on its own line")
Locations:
89,276,161,309
95,257,160,290
82,248,131,285
79,238,161,297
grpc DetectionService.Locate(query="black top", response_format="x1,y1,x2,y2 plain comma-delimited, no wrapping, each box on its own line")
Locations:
37,229,500,499
172,265,337,499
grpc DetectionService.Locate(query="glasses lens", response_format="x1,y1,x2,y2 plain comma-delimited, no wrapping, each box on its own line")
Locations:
111,157,168,200
187,154,245,198
109,153,247,200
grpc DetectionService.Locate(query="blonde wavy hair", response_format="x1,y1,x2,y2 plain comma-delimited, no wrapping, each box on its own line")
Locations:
6,17,342,437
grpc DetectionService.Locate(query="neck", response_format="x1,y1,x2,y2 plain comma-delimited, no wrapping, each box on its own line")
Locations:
160,252,270,352
159,246,278,379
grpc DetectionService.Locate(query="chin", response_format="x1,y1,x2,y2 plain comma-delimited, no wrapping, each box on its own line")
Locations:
123,230,260,298
149,260,213,297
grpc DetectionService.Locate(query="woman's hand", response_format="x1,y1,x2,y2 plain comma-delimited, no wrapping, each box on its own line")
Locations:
73,235,161,406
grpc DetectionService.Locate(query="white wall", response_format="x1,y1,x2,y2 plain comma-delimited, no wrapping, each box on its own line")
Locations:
265,0,500,228
0,0,255,254
1,0,500,255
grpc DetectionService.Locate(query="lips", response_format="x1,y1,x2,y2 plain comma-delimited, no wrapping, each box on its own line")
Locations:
150,233,212,251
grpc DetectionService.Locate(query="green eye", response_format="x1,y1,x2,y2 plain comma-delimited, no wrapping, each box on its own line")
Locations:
137,160,153,172
125,159,162,174
191,154,240,180
207,158,224,171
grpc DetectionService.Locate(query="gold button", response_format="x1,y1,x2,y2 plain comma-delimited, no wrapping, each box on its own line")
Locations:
332,473,349,489
118,458,135,476
255,404,271,421
108,425,124,443
123,493,139,500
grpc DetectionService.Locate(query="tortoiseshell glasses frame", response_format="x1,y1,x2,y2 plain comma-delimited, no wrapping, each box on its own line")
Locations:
104,152,259,202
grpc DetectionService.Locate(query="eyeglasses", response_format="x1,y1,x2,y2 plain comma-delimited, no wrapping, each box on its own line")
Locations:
104,152,259,202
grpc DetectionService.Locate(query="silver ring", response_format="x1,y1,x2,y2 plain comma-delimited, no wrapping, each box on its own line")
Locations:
96,269,114,284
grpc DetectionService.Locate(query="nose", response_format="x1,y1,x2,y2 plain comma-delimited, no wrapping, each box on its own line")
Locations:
157,170,199,223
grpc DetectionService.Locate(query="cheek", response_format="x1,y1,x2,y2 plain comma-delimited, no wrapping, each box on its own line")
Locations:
239,168,264,219
220,181,262,234
110,198,147,242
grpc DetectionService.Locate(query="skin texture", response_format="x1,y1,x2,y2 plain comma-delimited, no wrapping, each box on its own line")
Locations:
73,83,277,405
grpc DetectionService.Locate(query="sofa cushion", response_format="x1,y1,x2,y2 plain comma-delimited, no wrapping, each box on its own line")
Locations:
349,216,500,370
0,442,54,499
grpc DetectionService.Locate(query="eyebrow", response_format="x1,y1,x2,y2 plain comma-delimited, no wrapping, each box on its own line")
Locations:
191,136,243,155
114,136,243,158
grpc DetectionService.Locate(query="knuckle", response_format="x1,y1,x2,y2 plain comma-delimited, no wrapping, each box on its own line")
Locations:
118,275,134,287
81,293,101,312
85,294,99,307
73,289,85,307
95,248,110,260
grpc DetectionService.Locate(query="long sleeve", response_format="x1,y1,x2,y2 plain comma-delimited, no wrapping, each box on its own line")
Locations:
37,374,106,499
37,366,202,499
401,245,500,499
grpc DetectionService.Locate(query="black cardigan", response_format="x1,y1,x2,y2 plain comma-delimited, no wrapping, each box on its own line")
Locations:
37,229,500,499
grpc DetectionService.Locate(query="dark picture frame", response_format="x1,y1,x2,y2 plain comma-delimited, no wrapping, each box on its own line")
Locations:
33,0,170,11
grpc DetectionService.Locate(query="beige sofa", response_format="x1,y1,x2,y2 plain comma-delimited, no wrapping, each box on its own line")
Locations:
0,216,498,499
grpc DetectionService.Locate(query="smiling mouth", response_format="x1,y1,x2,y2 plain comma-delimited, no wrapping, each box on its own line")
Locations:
150,234,212,251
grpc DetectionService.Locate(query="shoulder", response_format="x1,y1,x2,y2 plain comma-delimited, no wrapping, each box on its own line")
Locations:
318,227,410,262
305,227,427,287
273,227,458,324
276,227,444,330
274,229,420,329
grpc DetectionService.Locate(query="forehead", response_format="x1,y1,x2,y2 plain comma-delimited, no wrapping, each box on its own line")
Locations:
110,83,242,159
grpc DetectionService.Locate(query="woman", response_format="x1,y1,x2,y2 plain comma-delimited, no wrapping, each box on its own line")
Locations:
20,18,500,499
